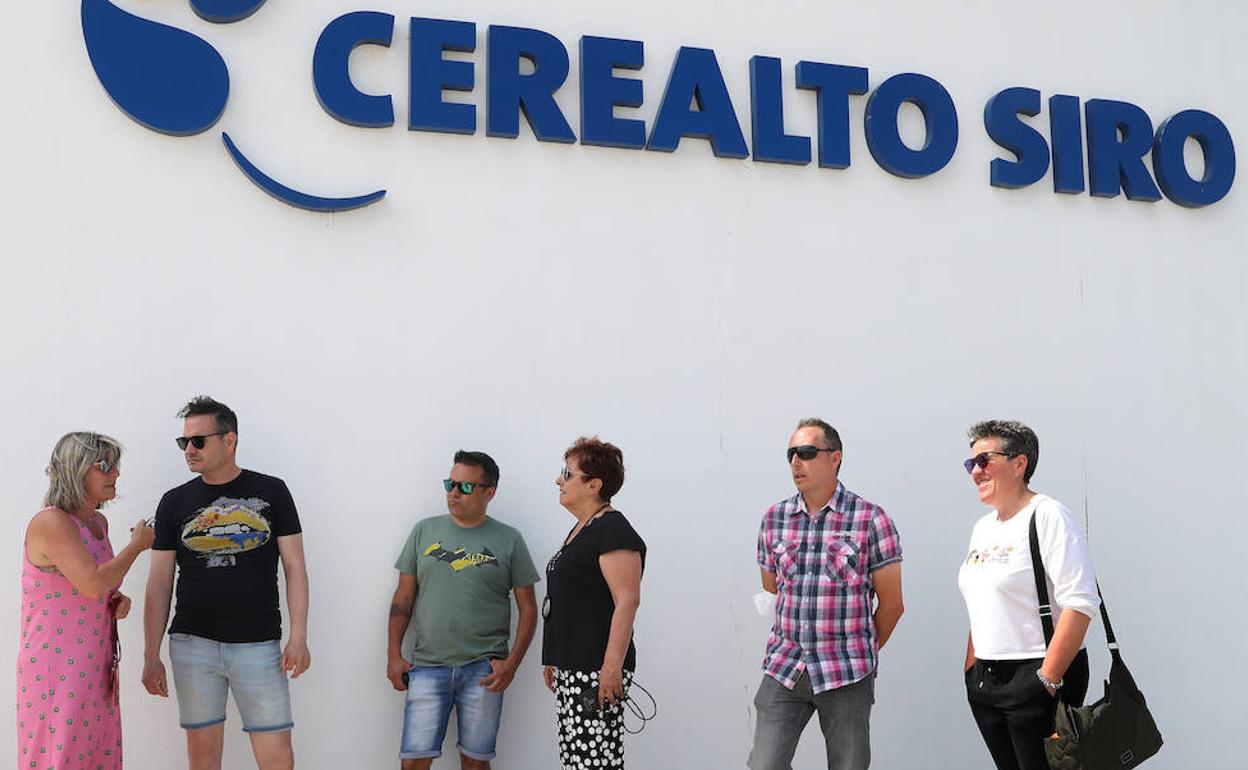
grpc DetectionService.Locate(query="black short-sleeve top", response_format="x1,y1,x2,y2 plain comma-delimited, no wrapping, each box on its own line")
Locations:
153,470,302,642
541,509,646,671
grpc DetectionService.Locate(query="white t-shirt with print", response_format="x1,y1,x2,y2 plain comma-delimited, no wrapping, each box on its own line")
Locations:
957,494,1099,660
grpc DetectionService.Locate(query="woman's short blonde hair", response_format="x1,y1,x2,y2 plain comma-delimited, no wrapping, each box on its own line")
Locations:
44,432,122,513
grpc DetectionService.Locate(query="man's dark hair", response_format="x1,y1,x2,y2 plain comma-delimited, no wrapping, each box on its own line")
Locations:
795,417,842,452
968,419,1040,484
177,395,238,435
453,450,500,487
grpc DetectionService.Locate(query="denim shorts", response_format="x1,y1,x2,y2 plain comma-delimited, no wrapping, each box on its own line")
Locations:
168,632,293,733
400,658,503,761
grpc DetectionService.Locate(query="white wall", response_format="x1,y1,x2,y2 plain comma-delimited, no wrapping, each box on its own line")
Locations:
2,1,1245,768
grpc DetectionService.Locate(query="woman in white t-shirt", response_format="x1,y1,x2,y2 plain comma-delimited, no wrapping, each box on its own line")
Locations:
957,420,1099,770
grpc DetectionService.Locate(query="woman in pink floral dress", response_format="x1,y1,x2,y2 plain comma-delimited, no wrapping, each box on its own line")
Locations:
17,432,154,769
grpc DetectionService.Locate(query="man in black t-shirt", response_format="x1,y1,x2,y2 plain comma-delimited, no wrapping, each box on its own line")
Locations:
142,396,311,770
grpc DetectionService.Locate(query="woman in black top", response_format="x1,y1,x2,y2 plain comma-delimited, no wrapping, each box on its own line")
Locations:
541,436,646,770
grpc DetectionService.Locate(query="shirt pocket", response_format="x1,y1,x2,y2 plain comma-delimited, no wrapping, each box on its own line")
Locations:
824,539,865,586
772,540,800,581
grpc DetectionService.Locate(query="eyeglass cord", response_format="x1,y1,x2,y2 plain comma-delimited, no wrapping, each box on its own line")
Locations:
619,682,657,735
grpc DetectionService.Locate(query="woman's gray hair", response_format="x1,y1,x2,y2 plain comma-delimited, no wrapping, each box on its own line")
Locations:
968,419,1039,484
44,432,123,513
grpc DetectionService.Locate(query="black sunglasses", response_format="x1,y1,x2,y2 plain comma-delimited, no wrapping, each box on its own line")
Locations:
176,432,226,451
92,459,118,474
787,445,836,462
444,479,494,495
962,451,1016,474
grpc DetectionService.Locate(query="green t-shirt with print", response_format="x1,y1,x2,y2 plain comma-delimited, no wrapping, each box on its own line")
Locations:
395,514,540,666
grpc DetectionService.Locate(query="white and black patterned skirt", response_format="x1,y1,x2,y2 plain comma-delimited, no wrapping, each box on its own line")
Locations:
553,668,634,769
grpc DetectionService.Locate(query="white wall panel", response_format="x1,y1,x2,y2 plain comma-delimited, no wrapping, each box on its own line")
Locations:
2,2,1243,768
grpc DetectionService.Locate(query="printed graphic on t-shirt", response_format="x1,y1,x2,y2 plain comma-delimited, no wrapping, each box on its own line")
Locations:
180,496,272,568
423,542,499,572
965,545,1015,566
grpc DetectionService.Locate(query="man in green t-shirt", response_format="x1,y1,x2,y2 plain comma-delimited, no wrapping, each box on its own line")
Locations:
386,450,540,770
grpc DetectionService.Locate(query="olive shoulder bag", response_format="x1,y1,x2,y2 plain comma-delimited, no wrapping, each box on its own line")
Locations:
1028,513,1163,770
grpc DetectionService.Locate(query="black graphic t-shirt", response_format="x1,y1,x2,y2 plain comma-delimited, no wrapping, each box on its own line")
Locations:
154,470,302,642
542,510,646,671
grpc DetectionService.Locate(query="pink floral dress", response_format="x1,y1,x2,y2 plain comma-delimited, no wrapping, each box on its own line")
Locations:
17,508,122,770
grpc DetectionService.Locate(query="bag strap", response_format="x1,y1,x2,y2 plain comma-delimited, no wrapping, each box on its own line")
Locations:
1026,511,1057,644
1027,510,1121,662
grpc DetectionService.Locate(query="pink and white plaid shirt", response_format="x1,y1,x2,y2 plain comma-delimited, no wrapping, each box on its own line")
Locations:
756,482,903,693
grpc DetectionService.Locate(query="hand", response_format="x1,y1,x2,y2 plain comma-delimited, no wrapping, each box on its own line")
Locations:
387,653,413,691
130,518,155,551
110,593,131,620
598,665,625,708
142,658,169,697
543,665,555,694
282,638,311,679
479,659,516,693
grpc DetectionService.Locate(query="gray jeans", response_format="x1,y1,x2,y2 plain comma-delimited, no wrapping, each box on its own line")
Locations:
747,671,875,770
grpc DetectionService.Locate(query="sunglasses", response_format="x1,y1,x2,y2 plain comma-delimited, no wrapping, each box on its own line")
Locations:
962,451,1015,474
786,445,836,462
175,432,227,451
443,479,494,494
559,467,591,481
92,459,118,474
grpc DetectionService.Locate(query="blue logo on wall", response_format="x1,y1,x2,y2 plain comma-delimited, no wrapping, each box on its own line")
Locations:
81,0,386,212
82,1,1235,213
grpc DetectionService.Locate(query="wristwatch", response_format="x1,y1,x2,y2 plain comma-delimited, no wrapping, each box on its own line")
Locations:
1035,669,1064,690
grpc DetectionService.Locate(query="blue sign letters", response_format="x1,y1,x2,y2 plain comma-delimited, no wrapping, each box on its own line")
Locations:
79,1,1236,212
985,88,1236,206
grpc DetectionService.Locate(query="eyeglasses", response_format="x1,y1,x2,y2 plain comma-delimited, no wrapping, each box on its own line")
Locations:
962,451,1016,474
443,479,494,495
92,459,118,474
786,445,836,463
175,432,226,451
559,467,591,481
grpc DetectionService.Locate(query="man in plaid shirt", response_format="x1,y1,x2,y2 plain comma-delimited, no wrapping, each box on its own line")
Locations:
747,418,905,770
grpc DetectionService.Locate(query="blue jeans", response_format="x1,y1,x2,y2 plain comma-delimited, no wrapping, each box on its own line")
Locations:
400,659,503,761
747,671,875,770
167,633,292,733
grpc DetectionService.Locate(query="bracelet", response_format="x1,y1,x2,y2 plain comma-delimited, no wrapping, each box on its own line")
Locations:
1035,669,1064,690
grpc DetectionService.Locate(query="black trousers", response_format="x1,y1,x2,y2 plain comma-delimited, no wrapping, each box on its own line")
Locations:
965,649,1090,770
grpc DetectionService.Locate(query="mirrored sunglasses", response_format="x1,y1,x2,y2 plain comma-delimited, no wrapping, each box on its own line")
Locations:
444,479,493,494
